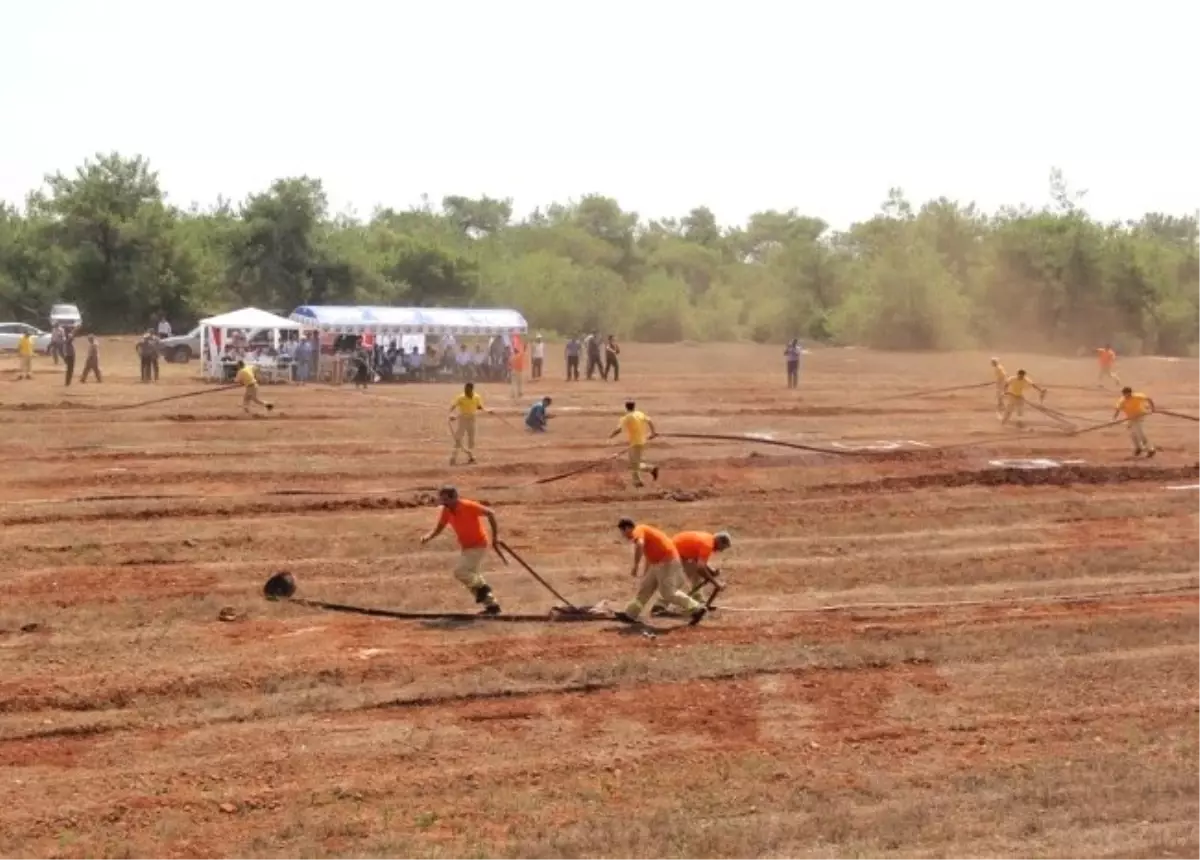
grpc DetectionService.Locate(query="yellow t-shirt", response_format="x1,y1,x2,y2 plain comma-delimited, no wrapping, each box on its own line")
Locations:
17,335,33,357
235,366,257,387
1005,375,1034,398
453,393,484,415
992,363,1006,383
620,410,650,446
1116,393,1151,418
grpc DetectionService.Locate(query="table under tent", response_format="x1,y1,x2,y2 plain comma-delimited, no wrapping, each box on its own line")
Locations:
199,307,310,383
287,306,529,384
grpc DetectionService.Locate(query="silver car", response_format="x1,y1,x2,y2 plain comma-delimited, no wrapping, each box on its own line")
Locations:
159,327,202,362
0,323,52,353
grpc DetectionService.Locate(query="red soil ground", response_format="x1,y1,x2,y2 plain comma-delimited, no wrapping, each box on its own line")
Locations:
0,342,1196,858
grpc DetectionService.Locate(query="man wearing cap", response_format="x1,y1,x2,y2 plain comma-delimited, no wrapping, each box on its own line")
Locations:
608,400,660,487
420,485,503,614
613,517,707,626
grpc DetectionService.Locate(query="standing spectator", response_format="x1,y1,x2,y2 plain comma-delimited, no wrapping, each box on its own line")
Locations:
80,335,102,382
784,338,801,389
531,334,545,380
604,335,621,382
157,315,172,338
456,344,474,381
564,335,580,381
150,333,161,381
295,336,312,384
49,325,63,365
62,326,78,386
136,333,156,382
509,341,526,399
16,330,34,380
584,331,602,380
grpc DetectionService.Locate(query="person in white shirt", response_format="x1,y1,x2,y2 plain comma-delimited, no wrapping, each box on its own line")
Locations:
157,316,172,338
456,344,474,380
531,334,546,380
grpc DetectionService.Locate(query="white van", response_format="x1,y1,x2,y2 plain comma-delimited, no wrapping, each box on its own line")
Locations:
49,303,82,329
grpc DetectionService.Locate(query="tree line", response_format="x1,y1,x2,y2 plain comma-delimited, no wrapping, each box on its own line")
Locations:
0,154,1195,355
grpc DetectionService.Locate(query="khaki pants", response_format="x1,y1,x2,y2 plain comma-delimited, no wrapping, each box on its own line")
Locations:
1099,366,1120,386
454,547,488,590
625,559,700,617
994,380,1005,411
628,444,654,484
243,385,266,408
1127,415,1152,451
452,415,477,461
18,355,31,378
1000,395,1025,424
510,370,523,399
680,558,708,591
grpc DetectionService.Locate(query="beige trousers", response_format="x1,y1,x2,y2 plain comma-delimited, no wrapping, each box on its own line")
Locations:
452,415,477,460
454,547,488,590
628,444,653,483
19,355,32,377
1000,395,1025,424
625,559,700,617
242,385,265,407
1127,415,1151,450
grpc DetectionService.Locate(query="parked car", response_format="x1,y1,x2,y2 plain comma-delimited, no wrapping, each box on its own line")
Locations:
159,327,275,363
159,327,201,362
0,323,52,353
49,303,82,329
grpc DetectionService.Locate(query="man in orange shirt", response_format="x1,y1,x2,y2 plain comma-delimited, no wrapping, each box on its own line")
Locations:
673,530,732,595
1113,387,1156,458
651,530,733,617
419,485,502,614
509,342,526,399
613,517,706,626
1096,344,1120,388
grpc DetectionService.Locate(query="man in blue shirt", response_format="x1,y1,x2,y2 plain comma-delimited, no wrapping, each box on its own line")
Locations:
525,396,553,432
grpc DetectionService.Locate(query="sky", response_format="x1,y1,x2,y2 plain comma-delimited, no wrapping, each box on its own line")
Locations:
1,0,1196,230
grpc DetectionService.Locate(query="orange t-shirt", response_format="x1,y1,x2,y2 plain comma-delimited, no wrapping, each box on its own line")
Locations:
632,524,679,563
437,499,489,549
672,531,715,562
510,349,526,372
1097,347,1115,368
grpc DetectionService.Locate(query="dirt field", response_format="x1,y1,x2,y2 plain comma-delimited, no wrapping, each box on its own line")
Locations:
0,341,1196,859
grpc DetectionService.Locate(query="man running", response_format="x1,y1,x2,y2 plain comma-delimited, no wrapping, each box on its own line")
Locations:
420,485,502,614
235,360,273,414
449,382,489,465
525,396,552,432
1000,369,1045,428
608,400,660,487
1096,344,1120,388
613,517,706,626
1113,387,1157,458
990,357,1007,413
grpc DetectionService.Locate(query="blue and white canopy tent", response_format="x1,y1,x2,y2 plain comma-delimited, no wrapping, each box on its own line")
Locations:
288,306,528,336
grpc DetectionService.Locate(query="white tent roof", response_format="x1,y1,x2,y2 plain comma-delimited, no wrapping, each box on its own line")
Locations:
289,305,527,335
200,307,306,330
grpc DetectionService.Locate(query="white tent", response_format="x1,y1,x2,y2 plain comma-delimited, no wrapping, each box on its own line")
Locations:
288,305,528,336
199,307,308,381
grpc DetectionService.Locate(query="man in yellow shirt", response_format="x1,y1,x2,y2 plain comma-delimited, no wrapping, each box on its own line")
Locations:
1113,387,1156,457
449,382,490,465
16,332,34,380
1000,369,1046,427
235,361,273,413
608,400,660,487
990,357,1007,413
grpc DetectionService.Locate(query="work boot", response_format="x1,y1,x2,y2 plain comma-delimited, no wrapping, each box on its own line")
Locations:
613,611,638,624
650,466,660,482
1146,448,1157,458
650,605,672,617
688,606,707,627
480,603,501,616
